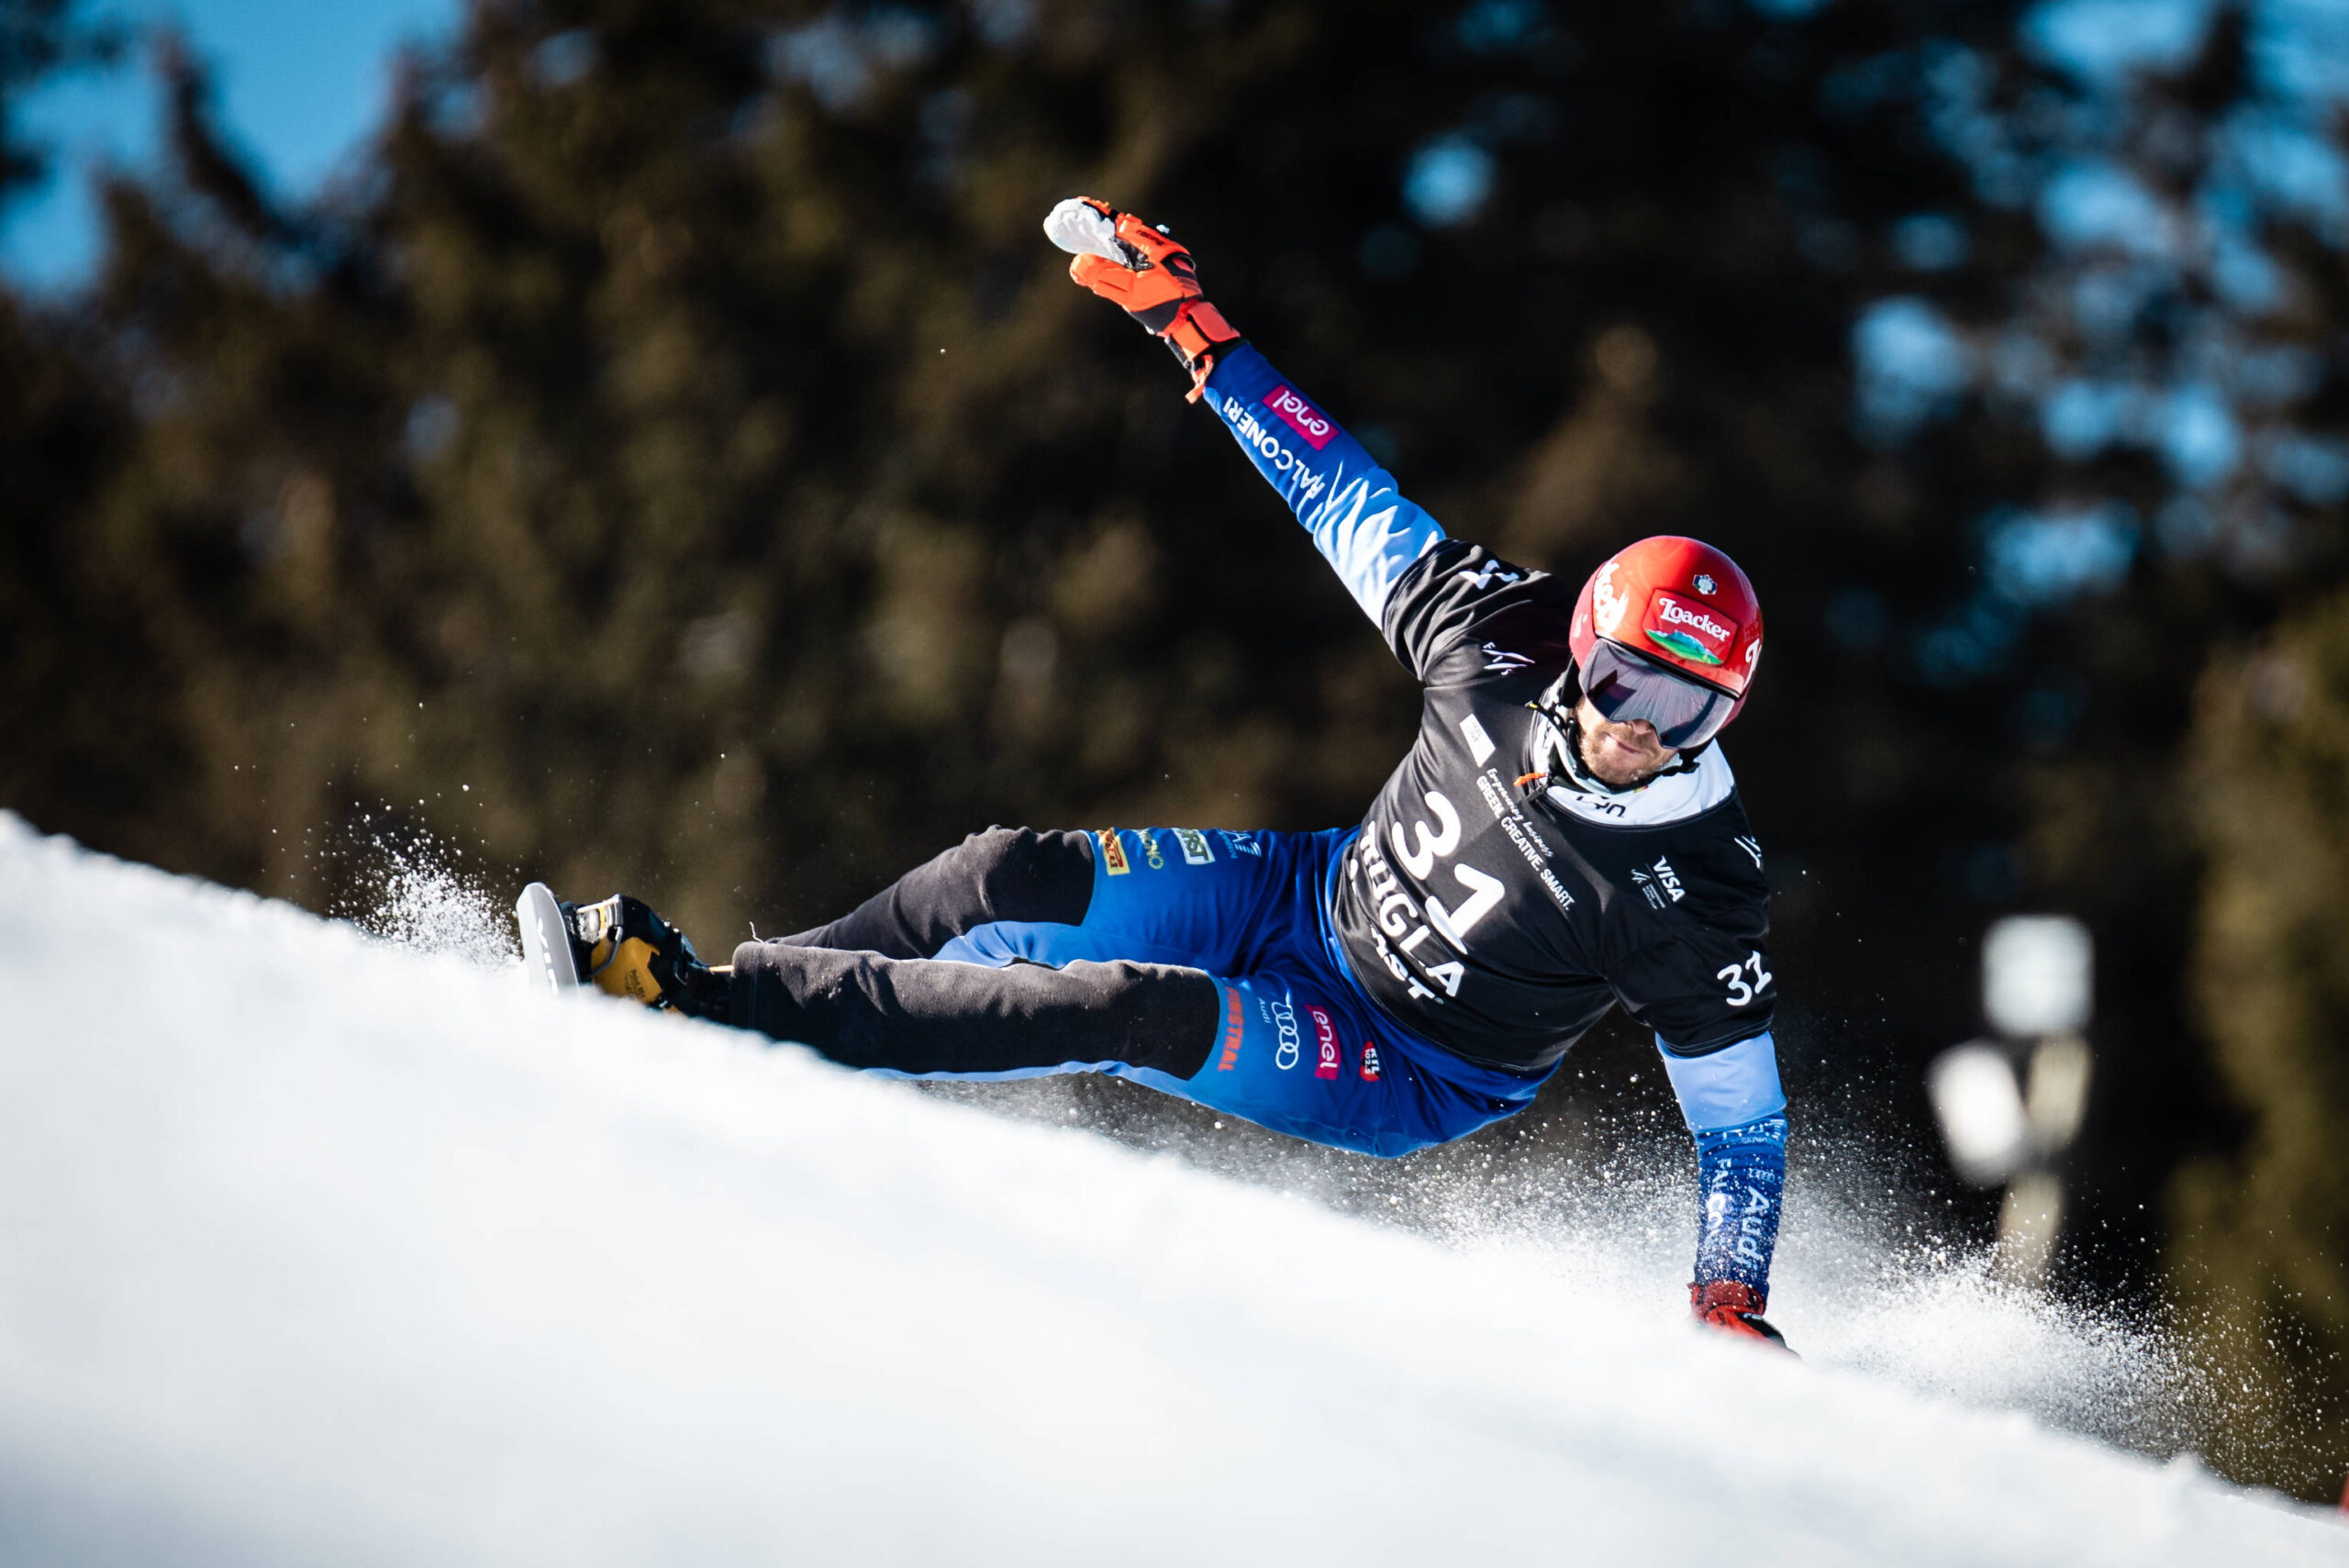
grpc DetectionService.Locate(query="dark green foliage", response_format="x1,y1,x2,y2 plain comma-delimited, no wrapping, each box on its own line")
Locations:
2173,600,2349,1491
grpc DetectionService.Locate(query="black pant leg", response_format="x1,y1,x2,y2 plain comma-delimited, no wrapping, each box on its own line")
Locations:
776,827,1094,959
727,942,1217,1078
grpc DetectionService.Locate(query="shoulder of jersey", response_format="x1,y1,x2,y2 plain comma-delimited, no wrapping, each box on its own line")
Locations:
1619,800,1769,930
1669,798,1768,895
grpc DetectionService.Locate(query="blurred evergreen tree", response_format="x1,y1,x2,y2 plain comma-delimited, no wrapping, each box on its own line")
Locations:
0,0,141,862
2175,601,2349,1494
1814,5,2349,1493
31,0,2049,977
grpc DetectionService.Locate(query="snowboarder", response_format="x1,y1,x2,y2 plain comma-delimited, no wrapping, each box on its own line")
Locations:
547,198,1792,1348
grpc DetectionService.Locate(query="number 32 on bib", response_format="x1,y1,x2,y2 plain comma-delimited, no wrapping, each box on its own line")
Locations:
1719,951,1775,1007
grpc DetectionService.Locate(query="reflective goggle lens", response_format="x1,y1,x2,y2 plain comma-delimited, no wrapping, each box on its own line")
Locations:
1579,640,1737,750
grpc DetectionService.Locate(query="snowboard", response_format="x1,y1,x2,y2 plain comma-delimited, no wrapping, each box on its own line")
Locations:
517,882,583,994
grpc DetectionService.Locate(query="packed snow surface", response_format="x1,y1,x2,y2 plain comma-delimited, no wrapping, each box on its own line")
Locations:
0,814,2338,1565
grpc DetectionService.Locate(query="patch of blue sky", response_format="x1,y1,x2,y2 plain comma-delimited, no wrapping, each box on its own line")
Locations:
3,57,162,291
2069,261,2172,342
969,0,1038,49
2231,344,2327,406
1776,0,2346,537
2039,378,2136,460
1853,295,1969,442
1986,327,2057,401
770,6,940,113
2265,431,2349,504
528,30,596,91
403,395,458,460
2245,0,2349,107
2157,384,2243,488
1825,586,1890,652
2211,106,2349,239
1912,590,2027,686
2025,0,2349,111
1455,0,1547,51
1,0,460,292
1917,43,2039,210
2154,495,2219,555
1983,503,2141,605
2022,0,2220,87
2037,161,2176,255
2033,378,2243,488
1403,136,1496,228
1889,212,1969,270
1817,51,1903,122
2199,197,2288,311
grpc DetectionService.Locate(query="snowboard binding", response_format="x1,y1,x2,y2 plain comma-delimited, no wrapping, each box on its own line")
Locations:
517,884,730,1022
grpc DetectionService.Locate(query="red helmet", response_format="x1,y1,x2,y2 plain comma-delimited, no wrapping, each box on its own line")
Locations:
1566,537,1764,749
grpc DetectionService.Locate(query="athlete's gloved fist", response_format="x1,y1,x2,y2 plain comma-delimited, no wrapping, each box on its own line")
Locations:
1043,196,1241,401
1691,1280,1796,1354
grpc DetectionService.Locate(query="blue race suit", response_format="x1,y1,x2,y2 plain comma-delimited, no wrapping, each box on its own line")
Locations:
730,343,1789,1296
931,826,1548,1159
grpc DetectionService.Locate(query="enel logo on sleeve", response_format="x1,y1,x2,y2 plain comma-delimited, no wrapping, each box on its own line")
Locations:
1263,385,1338,450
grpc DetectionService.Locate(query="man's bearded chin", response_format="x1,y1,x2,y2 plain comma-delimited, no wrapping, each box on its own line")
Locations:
1576,702,1679,787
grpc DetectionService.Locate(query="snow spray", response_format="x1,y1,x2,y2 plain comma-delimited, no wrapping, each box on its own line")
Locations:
325,812,518,969
921,1070,2219,1466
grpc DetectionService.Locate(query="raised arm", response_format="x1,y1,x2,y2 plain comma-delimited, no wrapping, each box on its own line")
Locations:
1198,346,1446,625
1045,197,1444,627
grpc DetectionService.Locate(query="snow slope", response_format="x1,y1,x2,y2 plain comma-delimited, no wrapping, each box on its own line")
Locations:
0,813,2337,1566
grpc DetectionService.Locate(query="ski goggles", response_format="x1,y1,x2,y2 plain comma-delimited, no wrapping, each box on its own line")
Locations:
1578,639,1740,750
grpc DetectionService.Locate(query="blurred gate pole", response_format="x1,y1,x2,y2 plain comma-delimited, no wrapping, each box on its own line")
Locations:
1925,916,2094,1289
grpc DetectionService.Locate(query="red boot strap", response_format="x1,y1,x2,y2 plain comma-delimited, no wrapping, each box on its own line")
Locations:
1690,1279,1766,1318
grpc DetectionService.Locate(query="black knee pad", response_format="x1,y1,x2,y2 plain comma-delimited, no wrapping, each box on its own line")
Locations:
964,827,1093,928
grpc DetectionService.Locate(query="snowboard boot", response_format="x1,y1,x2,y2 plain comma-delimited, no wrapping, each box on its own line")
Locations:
1690,1280,1795,1354
566,895,732,1022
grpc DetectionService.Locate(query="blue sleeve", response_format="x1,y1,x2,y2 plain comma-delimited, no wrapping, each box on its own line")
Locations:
1658,1032,1787,1296
1202,344,1446,625
1656,1031,1786,1131
1693,1115,1787,1296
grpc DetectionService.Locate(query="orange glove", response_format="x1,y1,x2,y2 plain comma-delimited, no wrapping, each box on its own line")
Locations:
1691,1280,1795,1353
1043,196,1241,401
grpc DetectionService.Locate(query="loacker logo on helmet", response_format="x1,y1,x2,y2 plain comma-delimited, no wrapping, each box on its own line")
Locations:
1644,594,1735,665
